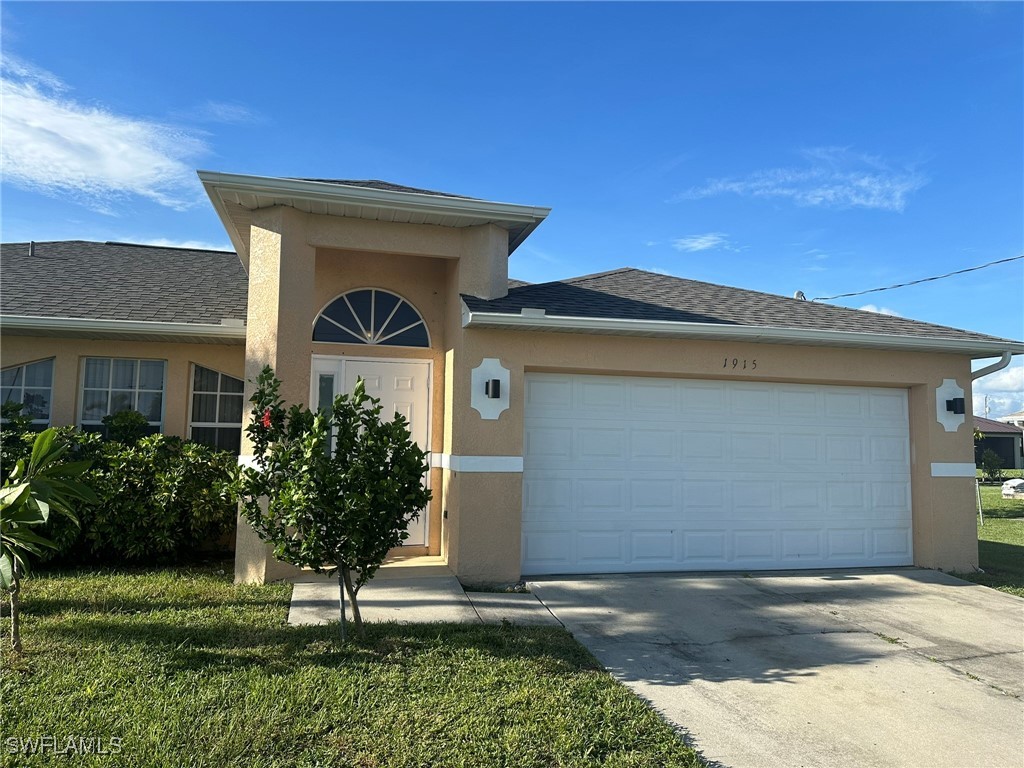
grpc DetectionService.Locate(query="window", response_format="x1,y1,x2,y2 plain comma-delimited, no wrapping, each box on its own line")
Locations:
313,289,429,347
1,358,54,428
80,358,165,436
189,365,244,454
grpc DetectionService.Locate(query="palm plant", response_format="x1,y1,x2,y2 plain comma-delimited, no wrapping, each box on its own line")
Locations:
1,429,97,651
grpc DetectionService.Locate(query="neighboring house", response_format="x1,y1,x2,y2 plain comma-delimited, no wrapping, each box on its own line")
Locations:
996,410,1024,428
2,172,1022,585
974,416,1024,470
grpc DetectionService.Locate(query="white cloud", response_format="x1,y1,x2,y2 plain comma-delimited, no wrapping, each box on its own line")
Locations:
189,100,263,124
973,360,1024,418
136,238,233,252
675,148,927,212
858,304,902,317
0,55,207,213
634,265,672,276
672,232,732,252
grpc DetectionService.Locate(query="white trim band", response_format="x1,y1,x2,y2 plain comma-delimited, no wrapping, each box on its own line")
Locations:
430,453,523,473
1,314,247,342
931,462,977,478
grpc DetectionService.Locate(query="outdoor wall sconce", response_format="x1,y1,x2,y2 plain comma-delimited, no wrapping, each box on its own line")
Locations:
471,358,510,420
935,379,966,432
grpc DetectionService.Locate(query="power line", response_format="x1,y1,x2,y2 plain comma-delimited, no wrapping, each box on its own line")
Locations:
812,254,1024,301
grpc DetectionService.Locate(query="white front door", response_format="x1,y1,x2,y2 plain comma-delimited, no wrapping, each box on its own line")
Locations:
311,357,431,546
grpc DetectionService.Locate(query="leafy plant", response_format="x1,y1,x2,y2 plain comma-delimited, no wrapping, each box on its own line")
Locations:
1,428,96,651
980,448,1004,482
101,409,151,444
0,402,36,480
239,366,431,641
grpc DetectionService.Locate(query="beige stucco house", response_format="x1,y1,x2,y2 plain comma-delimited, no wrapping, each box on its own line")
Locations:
3,172,1022,584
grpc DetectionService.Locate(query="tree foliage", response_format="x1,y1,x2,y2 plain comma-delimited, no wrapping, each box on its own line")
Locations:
1,428,97,651
980,448,1004,482
239,366,431,639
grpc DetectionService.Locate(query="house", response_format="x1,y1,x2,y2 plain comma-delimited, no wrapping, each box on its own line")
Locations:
974,416,1024,470
996,410,1024,428
3,172,1022,584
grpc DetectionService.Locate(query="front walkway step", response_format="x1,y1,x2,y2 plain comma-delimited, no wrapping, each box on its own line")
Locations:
288,575,477,625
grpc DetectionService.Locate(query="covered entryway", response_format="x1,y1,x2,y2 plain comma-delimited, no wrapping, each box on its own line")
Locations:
312,356,431,546
522,373,912,575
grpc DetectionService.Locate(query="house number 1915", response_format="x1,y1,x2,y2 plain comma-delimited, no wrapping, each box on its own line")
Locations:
724,358,757,370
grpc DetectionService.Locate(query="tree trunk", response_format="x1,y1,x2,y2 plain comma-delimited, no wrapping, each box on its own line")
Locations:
336,567,347,643
10,565,22,653
341,566,363,639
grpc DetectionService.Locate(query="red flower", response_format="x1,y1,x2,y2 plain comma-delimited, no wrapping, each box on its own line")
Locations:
261,408,273,429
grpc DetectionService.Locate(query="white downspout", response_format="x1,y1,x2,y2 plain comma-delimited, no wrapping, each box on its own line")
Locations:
972,351,1013,381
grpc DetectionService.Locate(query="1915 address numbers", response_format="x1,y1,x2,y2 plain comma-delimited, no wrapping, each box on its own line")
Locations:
723,357,757,370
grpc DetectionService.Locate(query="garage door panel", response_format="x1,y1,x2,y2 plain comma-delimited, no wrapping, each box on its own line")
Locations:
522,373,912,575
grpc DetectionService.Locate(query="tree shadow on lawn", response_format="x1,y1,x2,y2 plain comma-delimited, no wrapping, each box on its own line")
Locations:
32,617,595,679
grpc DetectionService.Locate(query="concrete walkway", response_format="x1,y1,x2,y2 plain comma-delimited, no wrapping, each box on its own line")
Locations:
287,562,560,626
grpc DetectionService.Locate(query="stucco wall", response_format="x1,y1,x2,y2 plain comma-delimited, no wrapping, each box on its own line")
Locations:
0,334,244,438
445,328,979,583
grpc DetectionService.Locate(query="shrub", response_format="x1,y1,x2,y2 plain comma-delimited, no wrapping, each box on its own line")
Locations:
980,449,1004,483
101,409,151,444
38,432,238,564
0,403,36,480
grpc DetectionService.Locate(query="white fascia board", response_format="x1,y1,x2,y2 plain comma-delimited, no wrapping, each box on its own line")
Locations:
1,315,247,342
197,170,551,225
462,310,1024,358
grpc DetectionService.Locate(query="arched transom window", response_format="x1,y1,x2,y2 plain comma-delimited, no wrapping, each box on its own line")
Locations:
313,289,429,348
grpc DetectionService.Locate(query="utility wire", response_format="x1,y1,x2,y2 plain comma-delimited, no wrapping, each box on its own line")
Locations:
812,254,1023,301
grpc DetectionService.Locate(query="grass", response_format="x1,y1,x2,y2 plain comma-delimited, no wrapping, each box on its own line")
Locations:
1,564,703,768
956,519,1024,598
976,483,1024,519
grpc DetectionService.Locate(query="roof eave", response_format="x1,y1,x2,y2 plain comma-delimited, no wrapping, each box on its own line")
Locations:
1,315,247,345
198,170,551,263
461,309,1024,358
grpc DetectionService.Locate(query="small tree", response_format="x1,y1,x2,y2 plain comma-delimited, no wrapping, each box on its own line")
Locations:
238,366,431,640
980,448,1004,483
1,429,97,651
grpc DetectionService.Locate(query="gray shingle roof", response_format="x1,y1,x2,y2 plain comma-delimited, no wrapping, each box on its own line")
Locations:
463,267,1012,343
294,179,477,200
1,241,248,325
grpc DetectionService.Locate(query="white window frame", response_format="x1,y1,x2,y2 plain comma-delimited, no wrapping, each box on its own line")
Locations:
78,357,167,432
312,288,431,349
187,364,245,453
1,357,55,427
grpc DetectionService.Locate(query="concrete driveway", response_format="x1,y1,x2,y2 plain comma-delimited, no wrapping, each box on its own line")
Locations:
530,569,1024,768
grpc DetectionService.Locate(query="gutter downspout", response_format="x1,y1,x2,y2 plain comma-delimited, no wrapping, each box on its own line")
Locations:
972,351,1013,381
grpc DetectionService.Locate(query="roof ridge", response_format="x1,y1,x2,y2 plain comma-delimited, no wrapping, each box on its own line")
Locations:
607,267,1007,341
103,241,237,254
1,240,237,255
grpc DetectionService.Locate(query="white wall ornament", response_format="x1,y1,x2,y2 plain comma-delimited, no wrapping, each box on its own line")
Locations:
935,378,965,433
471,358,510,420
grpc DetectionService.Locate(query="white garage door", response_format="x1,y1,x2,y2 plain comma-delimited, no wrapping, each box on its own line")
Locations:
522,373,912,575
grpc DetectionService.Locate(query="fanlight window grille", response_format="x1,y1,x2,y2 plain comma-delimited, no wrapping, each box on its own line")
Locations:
313,289,429,347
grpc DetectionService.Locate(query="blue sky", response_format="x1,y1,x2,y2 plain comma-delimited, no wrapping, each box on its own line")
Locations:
2,2,1022,415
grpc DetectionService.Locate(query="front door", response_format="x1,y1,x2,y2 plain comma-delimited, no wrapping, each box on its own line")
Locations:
311,357,431,546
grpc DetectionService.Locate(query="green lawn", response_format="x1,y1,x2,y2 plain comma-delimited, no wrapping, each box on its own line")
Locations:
1,565,703,768
977,483,1024,519
956,519,1024,598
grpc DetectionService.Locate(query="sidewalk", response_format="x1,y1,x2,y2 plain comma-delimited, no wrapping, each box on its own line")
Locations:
287,562,561,627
